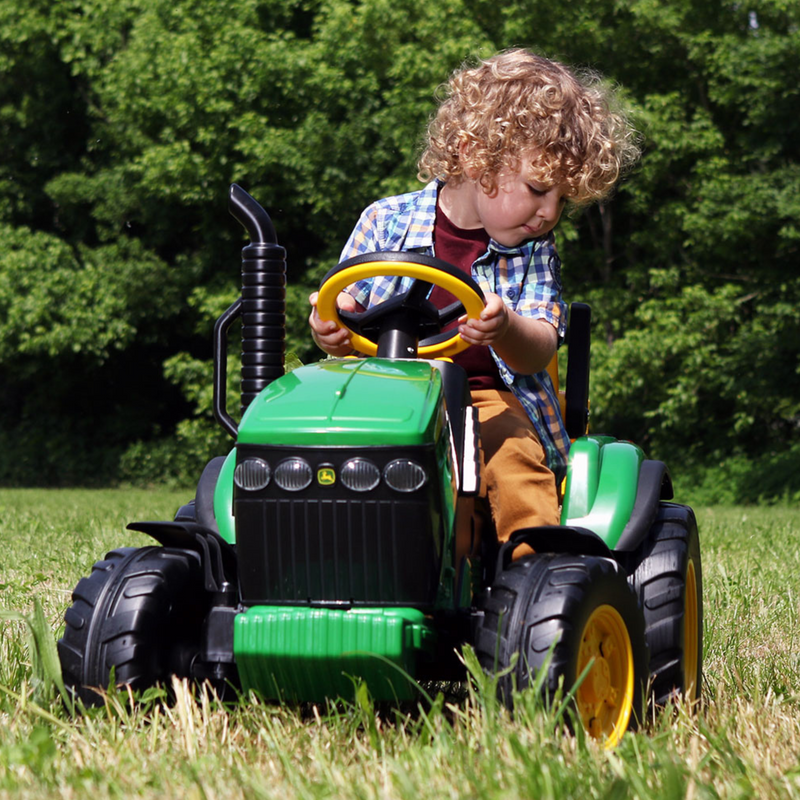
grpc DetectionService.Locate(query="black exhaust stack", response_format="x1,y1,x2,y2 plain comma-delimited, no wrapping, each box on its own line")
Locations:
214,184,286,438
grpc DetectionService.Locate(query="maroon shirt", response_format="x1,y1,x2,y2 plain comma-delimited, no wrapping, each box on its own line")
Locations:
429,203,506,391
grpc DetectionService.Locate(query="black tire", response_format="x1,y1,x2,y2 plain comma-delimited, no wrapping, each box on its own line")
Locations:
58,546,209,705
475,554,648,745
627,502,703,707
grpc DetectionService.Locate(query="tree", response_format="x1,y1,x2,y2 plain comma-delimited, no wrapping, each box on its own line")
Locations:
0,0,797,500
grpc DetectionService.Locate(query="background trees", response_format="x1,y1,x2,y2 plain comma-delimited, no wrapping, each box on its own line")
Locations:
1,0,797,500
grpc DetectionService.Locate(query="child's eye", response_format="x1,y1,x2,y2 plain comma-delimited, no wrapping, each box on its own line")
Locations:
528,184,569,205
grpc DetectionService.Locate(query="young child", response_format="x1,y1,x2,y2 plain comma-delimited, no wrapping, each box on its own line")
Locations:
309,49,639,553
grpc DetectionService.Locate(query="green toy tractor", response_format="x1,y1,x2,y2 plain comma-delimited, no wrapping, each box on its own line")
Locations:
58,185,702,747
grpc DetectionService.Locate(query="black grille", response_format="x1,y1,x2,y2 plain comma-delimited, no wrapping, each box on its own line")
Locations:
234,445,444,608
237,497,441,606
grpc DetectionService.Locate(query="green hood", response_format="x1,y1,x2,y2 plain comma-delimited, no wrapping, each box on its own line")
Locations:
237,358,444,447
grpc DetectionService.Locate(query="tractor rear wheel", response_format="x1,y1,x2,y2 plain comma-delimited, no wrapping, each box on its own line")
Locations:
627,503,703,707
475,554,648,747
58,546,208,705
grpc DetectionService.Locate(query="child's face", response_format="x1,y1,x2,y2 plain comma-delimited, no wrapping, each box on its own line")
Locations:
470,163,568,247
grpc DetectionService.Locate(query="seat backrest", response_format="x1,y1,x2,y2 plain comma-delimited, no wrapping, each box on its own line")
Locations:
547,302,591,440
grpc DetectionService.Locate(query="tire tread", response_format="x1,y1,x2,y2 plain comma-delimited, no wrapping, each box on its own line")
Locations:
58,546,205,705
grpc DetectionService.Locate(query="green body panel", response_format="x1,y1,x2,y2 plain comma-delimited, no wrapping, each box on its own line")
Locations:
214,449,236,545
561,435,645,549
237,359,443,447
234,606,435,701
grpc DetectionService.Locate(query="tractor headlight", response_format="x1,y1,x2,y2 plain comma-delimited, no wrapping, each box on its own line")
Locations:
340,458,381,492
384,459,427,493
234,458,271,491
274,458,313,491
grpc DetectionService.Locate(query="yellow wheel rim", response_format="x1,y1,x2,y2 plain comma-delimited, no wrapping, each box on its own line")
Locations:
575,604,635,748
316,262,485,358
684,559,700,703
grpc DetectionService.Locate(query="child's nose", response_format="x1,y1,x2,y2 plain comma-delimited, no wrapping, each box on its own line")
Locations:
537,195,561,221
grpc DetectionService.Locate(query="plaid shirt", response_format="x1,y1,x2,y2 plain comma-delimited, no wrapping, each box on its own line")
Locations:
340,180,570,476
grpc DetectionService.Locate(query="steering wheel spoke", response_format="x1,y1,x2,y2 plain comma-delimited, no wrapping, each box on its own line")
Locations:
404,278,434,305
438,300,467,328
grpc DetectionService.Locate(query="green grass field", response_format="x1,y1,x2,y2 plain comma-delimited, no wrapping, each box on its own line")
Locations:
1,489,799,799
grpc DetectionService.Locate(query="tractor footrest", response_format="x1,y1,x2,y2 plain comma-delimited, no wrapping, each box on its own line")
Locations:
233,606,435,701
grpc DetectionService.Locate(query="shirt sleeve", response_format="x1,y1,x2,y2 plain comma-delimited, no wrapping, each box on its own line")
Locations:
515,234,568,342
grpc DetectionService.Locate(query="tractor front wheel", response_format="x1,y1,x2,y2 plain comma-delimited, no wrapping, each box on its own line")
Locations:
475,554,648,747
58,547,208,705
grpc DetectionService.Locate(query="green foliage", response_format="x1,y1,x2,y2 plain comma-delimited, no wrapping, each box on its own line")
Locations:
588,272,800,466
0,225,179,361
553,0,800,494
117,350,232,487
0,0,797,492
673,441,800,507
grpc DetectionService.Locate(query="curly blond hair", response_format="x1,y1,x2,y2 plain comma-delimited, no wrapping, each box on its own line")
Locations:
418,50,640,204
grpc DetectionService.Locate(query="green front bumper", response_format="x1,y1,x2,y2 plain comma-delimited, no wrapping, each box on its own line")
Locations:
234,606,435,702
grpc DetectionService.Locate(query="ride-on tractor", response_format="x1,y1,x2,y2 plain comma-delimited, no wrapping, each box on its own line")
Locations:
58,185,703,746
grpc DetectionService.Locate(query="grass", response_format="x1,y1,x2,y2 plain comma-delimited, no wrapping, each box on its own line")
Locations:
1,490,800,798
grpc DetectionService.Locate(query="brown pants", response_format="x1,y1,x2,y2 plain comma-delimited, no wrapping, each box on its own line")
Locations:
472,389,560,556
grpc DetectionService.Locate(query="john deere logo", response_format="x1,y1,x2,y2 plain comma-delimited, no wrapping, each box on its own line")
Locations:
317,466,336,486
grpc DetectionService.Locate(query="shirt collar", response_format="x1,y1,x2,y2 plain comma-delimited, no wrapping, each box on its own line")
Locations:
488,240,532,257
386,180,439,251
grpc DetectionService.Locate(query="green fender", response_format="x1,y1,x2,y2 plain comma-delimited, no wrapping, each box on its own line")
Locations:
214,449,237,545
560,435,646,550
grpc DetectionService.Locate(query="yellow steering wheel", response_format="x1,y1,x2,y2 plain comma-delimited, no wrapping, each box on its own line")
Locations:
317,252,486,358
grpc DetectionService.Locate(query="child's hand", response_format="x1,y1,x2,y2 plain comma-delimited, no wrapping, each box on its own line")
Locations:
308,290,358,356
457,292,510,347
459,292,558,375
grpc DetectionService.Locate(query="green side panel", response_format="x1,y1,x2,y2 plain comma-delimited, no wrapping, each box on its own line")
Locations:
561,436,645,549
213,449,237,545
237,358,443,447
234,606,435,702
560,435,615,519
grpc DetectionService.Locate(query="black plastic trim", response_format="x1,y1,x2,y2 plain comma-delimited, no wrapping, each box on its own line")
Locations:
495,525,612,579
564,302,591,439
126,520,237,593
213,298,242,439
614,460,674,552
429,360,472,487
195,456,226,535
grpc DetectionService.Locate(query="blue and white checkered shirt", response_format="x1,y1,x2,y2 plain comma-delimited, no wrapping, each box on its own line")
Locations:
340,179,571,476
